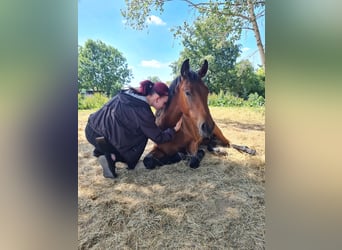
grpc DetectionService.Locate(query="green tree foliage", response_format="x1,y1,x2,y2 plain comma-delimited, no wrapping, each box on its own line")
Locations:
169,16,265,99
233,60,265,99
121,0,265,69
78,39,133,97
256,67,265,94
170,15,240,94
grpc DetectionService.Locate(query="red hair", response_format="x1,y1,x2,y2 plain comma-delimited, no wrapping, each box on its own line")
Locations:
138,80,154,95
131,80,169,96
153,82,169,97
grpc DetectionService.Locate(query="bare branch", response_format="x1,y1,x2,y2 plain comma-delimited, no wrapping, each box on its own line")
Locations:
255,13,265,19
242,26,254,31
223,12,251,21
182,0,208,11
181,0,265,8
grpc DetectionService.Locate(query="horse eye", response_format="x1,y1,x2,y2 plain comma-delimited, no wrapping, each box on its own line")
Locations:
185,90,191,96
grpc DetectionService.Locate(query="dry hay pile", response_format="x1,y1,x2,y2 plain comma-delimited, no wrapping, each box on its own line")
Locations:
78,107,265,249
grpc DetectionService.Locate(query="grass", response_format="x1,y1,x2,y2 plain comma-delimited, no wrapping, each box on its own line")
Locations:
78,106,265,249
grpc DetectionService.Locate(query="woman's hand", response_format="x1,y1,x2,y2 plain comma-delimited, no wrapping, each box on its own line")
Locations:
174,117,182,132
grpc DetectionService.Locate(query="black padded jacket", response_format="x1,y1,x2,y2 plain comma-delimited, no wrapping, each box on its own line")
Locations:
87,90,175,167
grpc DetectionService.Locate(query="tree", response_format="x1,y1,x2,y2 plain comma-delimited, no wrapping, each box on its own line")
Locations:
121,0,265,69
233,60,264,99
255,66,265,97
170,15,240,94
78,39,132,97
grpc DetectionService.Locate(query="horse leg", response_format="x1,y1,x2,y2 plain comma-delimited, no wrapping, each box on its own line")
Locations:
208,124,256,155
202,124,230,156
143,145,184,169
187,140,205,168
212,123,230,147
143,146,165,169
189,149,206,168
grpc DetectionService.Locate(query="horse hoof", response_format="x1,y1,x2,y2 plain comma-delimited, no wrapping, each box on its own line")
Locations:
197,149,205,160
143,156,157,169
189,157,200,168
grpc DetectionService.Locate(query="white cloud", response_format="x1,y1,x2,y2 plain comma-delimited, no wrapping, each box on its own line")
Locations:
241,47,250,52
146,15,166,26
140,59,168,68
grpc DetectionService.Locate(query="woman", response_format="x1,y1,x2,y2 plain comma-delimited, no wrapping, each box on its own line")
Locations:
85,80,182,178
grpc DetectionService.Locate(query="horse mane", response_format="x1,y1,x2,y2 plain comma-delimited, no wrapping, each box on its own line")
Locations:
167,76,180,107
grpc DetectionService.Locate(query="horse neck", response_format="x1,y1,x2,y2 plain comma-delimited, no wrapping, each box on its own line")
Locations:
157,96,183,129
165,108,182,127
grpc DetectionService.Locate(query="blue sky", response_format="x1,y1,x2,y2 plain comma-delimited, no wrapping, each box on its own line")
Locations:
78,0,264,86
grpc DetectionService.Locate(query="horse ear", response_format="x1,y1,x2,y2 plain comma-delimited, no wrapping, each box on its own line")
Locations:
198,60,208,78
181,59,190,78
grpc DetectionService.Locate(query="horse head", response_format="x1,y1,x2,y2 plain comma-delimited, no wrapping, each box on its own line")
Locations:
171,59,215,138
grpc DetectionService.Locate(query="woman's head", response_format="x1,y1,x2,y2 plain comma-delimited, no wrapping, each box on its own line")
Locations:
136,80,169,110
137,80,169,96
152,82,169,97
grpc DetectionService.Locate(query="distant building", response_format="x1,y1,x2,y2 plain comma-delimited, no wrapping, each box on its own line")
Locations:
80,89,105,97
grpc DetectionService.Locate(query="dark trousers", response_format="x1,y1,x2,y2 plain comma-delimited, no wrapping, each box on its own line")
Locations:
85,124,125,163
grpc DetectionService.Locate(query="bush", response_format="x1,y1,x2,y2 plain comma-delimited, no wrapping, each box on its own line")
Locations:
78,93,109,110
208,91,265,108
208,90,244,107
246,92,265,107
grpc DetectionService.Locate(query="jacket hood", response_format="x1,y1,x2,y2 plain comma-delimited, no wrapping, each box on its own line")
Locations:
118,90,149,108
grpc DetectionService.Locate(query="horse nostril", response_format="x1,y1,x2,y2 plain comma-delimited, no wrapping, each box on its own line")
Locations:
201,122,214,136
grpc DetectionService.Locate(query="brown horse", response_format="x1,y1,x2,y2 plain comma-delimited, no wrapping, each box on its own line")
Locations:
143,59,232,169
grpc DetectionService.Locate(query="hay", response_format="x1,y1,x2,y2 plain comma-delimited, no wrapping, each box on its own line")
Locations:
78,108,265,249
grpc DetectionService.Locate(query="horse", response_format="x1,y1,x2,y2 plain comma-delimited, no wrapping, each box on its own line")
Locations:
143,59,235,169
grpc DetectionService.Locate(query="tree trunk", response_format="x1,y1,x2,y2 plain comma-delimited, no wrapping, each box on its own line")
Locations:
247,0,265,69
